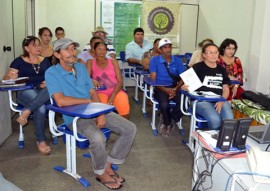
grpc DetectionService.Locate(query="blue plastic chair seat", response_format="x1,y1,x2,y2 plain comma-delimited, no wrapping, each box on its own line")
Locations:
58,124,111,149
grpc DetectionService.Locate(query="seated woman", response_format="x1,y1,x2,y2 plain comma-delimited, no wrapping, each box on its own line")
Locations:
189,38,214,67
86,42,130,119
3,36,51,155
78,37,103,64
38,27,53,64
141,38,161,70
217,38,245,100
182,43,233,130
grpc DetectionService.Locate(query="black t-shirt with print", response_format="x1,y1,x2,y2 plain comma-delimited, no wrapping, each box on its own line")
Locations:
193,61,230,95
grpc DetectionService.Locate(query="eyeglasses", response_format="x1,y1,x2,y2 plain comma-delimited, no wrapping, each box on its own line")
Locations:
204,51,218,55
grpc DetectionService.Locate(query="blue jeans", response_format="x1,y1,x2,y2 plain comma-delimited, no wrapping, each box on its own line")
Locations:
17,87,50,142
195,101,233,130
73,112,137,175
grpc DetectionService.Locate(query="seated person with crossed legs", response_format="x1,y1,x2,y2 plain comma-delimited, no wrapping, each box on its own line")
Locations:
3,36,51,155
45,38,136,190
149,38,185,138
182,43,233,129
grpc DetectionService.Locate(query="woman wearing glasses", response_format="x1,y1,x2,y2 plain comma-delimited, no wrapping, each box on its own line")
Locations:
3,36,51,155
217,38,245,100
182,43,233,130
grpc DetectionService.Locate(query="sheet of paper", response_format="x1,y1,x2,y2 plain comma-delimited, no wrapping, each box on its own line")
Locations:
2,77,29,84
180,68,202,93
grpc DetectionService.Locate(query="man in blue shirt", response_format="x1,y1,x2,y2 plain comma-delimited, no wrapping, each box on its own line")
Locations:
45,38,136,190
149,38,184,138
125,28,153,67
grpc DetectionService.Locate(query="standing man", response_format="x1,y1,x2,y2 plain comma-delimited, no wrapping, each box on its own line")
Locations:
149,38,184,138
45,38,136,190
125,28,153,67
85,26,116,58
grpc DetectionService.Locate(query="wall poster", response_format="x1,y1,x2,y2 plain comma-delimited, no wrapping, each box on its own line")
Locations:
100,0,142,56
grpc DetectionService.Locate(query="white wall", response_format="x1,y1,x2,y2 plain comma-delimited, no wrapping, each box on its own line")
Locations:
198,0,255,69
248,0,270,94
35,0,96,51
197,0,270,94
13,0,27,57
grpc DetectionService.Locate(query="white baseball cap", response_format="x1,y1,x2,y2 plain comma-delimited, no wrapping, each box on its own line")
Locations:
158,38,172,49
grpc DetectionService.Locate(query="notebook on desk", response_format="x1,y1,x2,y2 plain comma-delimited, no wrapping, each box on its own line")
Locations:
248,121,270,144
0,83,26,88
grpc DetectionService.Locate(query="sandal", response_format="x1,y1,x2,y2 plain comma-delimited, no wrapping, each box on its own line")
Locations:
37,142,51,155
16,115,28,126
110,172,125,183
96,177,122,190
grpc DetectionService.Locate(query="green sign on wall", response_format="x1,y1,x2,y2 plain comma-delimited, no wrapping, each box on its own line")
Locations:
114,2,142,56
101,1,142,57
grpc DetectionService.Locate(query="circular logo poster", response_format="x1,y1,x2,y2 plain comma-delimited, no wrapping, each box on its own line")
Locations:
147,7,175,35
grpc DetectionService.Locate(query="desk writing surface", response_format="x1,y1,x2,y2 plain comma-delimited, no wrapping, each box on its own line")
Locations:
143,77,172,86
46,103,115,118
134,69,150,75
180,89,226,102
0,84,33,91
230,80,242,85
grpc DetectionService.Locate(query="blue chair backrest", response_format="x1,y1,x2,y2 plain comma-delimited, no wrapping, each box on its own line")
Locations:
119,51,126,62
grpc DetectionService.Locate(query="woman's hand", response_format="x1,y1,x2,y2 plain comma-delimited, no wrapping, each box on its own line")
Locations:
107,95,115,105
92,79,101,88
229,75,237,80
96,114,106,128
5,68,18,79
215,101,224,113
181,84,189,92
232,85,238,98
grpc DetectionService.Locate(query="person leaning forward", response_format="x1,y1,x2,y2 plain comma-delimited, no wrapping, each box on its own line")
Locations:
149,38,185,138
45,38,137,190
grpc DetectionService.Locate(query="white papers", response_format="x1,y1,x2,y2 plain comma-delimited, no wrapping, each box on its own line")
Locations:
180,68,202,93
2,77,29,84
200,91,220,98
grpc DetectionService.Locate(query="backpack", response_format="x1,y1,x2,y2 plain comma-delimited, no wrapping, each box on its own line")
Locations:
241,91,270,110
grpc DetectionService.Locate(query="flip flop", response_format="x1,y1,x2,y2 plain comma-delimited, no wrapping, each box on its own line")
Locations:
37,142,51,155
96,177,122,190
110,172,125,183
16,115,28,126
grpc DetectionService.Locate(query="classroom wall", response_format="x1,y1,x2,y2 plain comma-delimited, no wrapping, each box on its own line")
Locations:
197,0,255,85
35,0,96,52
34,0,270,93
248,0,270,94
197,0,270,94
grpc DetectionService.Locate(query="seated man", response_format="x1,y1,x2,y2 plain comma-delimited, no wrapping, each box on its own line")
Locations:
149,38,185,138
182,43,233,129
45,38,136,190
125,27,152,68
84,26,116,58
